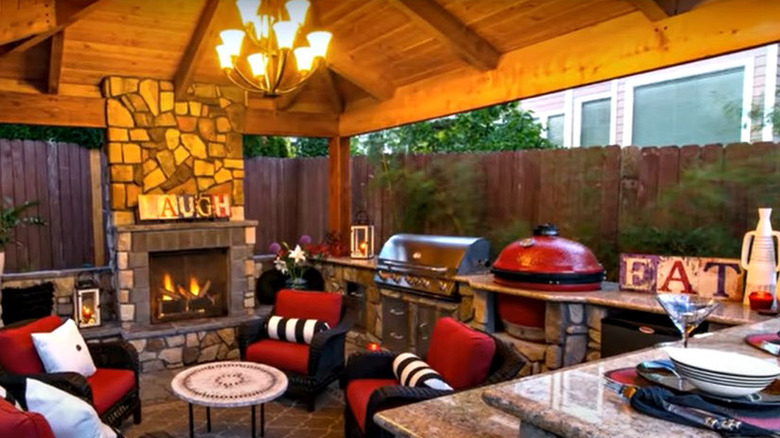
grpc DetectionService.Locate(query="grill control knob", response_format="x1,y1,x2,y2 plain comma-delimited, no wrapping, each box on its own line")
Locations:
422,279,431,289
392,273,401,283
378,271,391,280
438,281,449,292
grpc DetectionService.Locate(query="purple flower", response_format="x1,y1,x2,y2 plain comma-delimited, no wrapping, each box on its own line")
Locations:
269,242,282,253
299,235,312,245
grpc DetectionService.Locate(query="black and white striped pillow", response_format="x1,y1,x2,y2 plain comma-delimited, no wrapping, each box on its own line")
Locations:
266,316,330,344
392,353,453,391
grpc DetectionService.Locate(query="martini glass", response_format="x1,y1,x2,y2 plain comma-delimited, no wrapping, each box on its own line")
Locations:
656,294,719,348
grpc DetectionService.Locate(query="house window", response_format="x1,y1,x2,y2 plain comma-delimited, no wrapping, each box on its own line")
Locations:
546,114,565,146
631,68,745,146
580,98,611,147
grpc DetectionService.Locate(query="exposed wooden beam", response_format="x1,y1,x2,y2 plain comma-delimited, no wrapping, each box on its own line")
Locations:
4,0,108,55
174,0,221,99
338,0,780,136
388,0,500,71
328,136,351,255
0,92,105,127
327,40,395,101
48,32,65,94
627,0,676,21
0,0,54,45
244,108,338,137
322,69,344,114
274,85,306,111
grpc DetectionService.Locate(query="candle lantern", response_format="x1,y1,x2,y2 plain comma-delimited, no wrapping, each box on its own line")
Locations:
74,271,101,328
350,210,375,259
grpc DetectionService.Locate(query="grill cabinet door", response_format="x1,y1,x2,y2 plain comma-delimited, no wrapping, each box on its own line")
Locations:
382,295,408,352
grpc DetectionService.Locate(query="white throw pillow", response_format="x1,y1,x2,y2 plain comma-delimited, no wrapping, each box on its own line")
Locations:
25,378,116,438
32,319,97,377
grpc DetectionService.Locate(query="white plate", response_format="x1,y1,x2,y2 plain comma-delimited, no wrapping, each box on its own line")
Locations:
666,348,780,378
672,361,777,384
683,374,770,397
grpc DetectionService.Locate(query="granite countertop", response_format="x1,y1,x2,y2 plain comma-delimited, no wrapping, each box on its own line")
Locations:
318,256,377,270
482,318,780,438
468,274,771,326
374,384,520,438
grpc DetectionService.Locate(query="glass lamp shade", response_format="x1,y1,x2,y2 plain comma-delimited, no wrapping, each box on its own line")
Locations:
235,0,260,25
216,45,234,69
350,224,375,259
75,288,101,328
273,21,298,50
307,31,332,58
293,47,315,72
220,30,245,56
285,0,310,26
247,53,267,77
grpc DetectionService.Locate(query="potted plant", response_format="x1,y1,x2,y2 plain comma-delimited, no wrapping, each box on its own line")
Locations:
269,235,329,290
0,198,45,278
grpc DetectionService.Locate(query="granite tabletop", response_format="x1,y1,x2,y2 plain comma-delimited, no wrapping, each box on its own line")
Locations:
482,317,780,438
468,274,772,326
171,361,288,408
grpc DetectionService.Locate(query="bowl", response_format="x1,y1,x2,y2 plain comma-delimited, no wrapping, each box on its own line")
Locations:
680,373,772,397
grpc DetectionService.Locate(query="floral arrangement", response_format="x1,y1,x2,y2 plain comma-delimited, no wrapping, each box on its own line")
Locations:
269,235,329,282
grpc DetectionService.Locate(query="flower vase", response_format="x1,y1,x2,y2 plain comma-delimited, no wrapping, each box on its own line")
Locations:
741,208,780,310
285,277,308,290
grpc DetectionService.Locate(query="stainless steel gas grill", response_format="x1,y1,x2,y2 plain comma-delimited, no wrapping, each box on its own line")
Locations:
374,234,491,300
374,234,491,354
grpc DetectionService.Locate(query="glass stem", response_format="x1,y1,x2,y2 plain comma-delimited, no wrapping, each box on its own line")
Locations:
683,331,689,348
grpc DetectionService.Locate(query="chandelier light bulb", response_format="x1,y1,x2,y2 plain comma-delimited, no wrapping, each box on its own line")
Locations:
293,46,315,72
220,30,246,56
235,0,260,25
273,21,298,50
246,53,267,77
285,0,310,26
306,31,332,58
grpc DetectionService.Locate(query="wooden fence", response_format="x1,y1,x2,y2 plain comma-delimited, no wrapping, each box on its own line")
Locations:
0,139,97,272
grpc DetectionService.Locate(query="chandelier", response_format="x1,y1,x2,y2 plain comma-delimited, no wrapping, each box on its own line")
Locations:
216,0,332,97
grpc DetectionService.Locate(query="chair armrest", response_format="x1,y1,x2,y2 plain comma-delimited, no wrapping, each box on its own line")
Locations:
483,334,524,385
237,316,269,358
0,372,93,405
308,313,354,375
365,385,453,436
88,340,139,373
340,351,396,389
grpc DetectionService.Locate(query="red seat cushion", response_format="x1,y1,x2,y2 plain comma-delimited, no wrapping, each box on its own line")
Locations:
346,378,399,432
245,339,310,375
86,368,136,415
275,290,342,328
426,317,496,390
0,397,54,438
0,316,62,374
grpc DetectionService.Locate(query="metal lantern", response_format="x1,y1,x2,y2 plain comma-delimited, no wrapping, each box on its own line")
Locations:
74,271,101,328
350,211,375,259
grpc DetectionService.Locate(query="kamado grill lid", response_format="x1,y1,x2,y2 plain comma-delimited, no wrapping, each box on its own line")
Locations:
491,224,604,291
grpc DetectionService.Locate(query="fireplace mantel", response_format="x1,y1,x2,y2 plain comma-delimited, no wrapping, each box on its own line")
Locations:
115,220,258,233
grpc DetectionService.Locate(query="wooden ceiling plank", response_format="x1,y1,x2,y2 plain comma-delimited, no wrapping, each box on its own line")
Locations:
321,69,344,114
0,92,105,127
388,0,500,71
274,85,306,111
0,0,55,46
326,40,395,101
244,108,339,137
338,0,780,136
173,0,221,99
48,32,65,94
3,0,109,56
627,0,676,21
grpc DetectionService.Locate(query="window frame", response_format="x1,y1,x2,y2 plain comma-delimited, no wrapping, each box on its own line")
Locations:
573,88,617,147
538,111,566,146
622,57,754,146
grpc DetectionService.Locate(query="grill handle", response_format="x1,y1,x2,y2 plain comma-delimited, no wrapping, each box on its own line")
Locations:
381,259,448,273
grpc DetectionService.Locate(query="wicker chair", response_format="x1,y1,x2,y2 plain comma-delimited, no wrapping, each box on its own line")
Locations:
0,316,141,428
341,317,524,438
238,289,353,412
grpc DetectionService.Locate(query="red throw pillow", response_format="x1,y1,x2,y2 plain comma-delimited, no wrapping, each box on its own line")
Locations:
0,316,62,374
275,290,342,328
425,317,496,390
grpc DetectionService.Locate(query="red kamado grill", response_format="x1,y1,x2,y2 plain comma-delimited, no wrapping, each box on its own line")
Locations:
491,224,605,340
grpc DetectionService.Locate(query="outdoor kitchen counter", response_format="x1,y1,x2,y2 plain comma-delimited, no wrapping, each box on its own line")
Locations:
467,274,771,326
320,256,377,270
481,317,780,438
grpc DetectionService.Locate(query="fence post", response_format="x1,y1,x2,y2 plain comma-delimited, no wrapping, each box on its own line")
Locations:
89,148,105,266
328,136,351,255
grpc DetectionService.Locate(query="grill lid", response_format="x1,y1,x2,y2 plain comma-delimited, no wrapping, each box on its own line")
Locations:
491,224,604,291
376,234,490,276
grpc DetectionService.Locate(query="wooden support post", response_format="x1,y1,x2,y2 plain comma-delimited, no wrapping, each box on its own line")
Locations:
328,136,351,255
89,148,105,266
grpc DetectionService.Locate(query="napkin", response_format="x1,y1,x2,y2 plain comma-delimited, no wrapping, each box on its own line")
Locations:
630,386,780,437
745,333,780,357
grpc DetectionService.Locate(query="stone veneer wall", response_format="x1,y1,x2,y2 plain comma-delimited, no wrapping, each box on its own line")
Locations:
128,327,240,372
102,77,247,226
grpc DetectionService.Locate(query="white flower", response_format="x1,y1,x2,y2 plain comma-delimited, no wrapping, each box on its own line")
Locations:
289,245,307,265
274,258,288,274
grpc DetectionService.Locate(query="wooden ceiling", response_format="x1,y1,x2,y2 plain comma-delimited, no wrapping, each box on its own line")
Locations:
0,0,779,137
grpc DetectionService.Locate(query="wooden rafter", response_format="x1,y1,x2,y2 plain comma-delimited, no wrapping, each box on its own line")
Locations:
326,40,395,101
627,0,676,21
3,0,108,56
0,0,54,46
388,0,500,71
48,32,65,94
321,69,344,114
174,0,221,99
244,108,338,136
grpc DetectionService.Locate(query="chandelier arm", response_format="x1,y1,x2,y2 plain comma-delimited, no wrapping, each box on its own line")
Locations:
270,50,289,95
232,65,271,95
227,68,268,94
273,64,319,95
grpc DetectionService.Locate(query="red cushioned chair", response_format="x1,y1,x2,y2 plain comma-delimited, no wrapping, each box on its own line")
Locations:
0,395,54,438
238,289,353,412
341,317,524,438
0,316,141,428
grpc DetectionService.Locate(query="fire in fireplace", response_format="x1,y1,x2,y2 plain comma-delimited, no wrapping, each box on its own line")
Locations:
149,249,228,324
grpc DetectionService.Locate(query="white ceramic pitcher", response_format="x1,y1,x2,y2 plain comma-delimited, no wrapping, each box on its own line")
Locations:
741,208,780,310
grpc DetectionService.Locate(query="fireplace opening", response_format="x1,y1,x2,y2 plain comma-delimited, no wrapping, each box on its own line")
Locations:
149,248,229,324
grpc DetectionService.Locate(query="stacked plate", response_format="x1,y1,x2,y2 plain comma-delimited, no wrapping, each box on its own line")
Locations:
666,348,780,397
